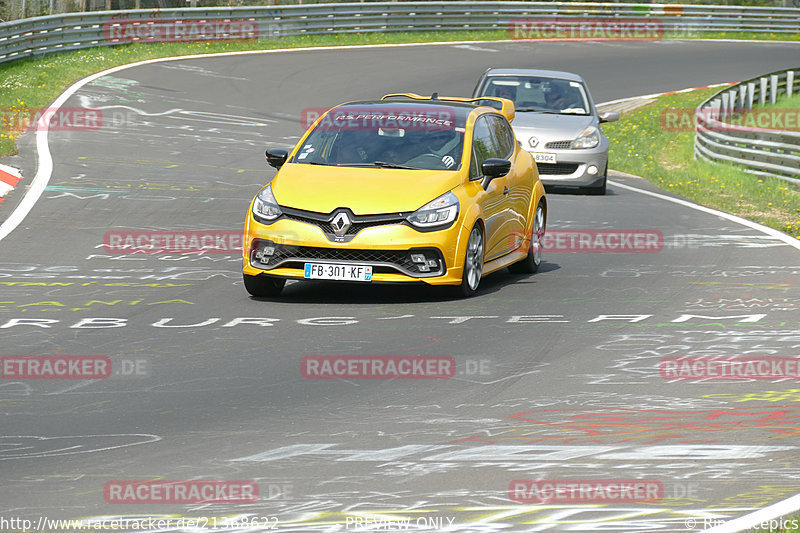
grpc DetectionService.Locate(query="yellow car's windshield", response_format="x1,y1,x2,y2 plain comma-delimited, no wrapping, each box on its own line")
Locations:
293,103,467,171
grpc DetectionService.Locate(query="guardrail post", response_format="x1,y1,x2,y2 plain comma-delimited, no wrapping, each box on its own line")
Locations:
788,70,795,98
760,77,768,105
720,92,730,120
729,89,739,115
770,74,779,104
747,82,755,110
710,99,721,120
738,85,746,110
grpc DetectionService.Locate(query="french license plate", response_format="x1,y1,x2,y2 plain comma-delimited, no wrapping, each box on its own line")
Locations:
533,152,557,164
304,263,373,282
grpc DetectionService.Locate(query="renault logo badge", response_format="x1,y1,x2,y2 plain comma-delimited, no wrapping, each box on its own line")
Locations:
331,212,351,237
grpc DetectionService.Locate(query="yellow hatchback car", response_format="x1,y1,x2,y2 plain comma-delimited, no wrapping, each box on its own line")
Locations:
242,93,546,298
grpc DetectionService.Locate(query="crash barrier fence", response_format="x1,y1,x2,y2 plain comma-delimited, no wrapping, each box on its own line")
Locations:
695,67,800,184
2,2,800,64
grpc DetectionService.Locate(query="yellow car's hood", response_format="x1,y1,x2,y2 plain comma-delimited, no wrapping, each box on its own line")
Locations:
272,163,462,214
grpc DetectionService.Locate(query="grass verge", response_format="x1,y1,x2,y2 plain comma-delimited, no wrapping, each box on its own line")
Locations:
602,88,800,239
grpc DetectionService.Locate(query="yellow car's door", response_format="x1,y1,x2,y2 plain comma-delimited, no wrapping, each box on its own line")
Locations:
485,114,531,248
470,115,517,262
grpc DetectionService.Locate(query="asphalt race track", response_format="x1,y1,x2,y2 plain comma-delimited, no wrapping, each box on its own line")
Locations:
2,39,800,532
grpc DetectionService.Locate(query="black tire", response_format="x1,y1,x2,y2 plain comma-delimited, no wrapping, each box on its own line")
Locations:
509,201,545,274
453,224,484,298
243,273,285,297
583,167,607,195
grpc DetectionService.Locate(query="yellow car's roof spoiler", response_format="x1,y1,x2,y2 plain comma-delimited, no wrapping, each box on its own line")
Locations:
381,92,515,123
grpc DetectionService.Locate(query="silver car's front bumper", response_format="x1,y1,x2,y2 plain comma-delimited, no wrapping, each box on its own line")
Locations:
526,143,608,188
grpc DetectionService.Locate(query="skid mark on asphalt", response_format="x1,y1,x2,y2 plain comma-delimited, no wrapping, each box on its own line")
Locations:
0,434,160,459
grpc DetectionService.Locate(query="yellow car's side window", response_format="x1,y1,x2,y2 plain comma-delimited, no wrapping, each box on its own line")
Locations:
486,115,515,159
471,116,495,179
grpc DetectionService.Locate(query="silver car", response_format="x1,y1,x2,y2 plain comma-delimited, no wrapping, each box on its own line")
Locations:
472,68,618,195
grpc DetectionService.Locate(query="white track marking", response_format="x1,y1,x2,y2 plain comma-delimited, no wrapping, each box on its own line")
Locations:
704,493,800,533
607,179,800,251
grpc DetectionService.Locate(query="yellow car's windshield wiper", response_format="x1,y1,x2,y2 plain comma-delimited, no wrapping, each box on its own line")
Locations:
347,161,421,170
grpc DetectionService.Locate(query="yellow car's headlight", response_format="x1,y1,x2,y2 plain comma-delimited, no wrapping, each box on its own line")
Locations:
253,184,282,221
407,191,459,229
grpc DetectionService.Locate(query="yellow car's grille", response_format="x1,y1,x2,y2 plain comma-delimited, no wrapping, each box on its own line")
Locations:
284,213,402,237
252,243,445,278
279,206,407,243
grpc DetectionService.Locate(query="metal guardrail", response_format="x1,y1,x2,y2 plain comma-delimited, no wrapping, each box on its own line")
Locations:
695,67,800,184
2,2,800,65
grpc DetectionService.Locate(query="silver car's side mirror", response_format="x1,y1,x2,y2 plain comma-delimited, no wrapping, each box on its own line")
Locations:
599,111,620,123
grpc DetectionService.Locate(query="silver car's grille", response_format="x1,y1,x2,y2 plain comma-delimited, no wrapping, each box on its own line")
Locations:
544,140,572,149
536,163,580,175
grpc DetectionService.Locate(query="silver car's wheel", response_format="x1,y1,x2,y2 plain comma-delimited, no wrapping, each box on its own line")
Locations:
455,224,484,297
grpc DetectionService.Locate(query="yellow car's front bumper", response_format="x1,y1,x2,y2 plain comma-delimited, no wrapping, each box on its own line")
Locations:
242,215,473,286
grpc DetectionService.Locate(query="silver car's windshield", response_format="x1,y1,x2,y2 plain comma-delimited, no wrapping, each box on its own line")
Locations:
481,76,591,116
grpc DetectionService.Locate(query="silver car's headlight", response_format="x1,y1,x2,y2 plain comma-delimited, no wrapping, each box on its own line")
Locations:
407,191,459,229
571,126,600,149
252,184,282,221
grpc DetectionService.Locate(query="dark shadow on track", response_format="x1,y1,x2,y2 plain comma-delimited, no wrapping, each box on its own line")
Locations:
544,185,618,196
246,262,561,304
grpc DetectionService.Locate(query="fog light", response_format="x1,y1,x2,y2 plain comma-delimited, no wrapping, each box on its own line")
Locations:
254,243,276,262
587,165,599,176
411,254,426,263
418,264,430,272
426,259,438,267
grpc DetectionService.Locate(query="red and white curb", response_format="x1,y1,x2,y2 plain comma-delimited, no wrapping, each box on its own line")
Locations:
598,81,737,109
0,163,22,203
